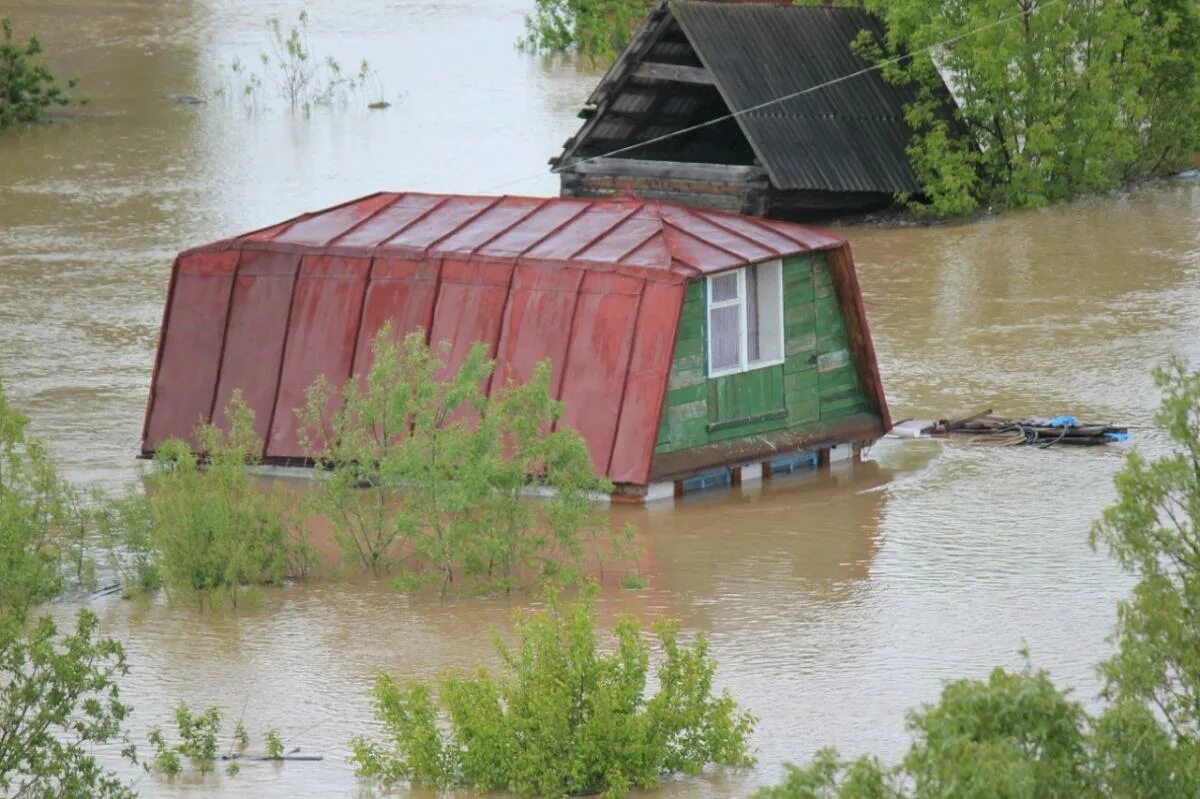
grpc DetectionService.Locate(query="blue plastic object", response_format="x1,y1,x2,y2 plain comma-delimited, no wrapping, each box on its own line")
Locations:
1104,431,1130,442
1046,415,1079,428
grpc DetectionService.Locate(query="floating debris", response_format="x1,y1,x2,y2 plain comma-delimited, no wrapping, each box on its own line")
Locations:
889,410,1129,448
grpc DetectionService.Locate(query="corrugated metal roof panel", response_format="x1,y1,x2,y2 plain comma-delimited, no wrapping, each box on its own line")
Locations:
143,192,878,485
657,1,923,193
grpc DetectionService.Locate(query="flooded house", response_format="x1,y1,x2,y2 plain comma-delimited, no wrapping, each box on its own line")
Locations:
553,0,937,220
141,192,890,501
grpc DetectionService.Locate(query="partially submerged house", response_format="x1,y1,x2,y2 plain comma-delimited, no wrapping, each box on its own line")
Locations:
554,0,931,219
142,192,890,501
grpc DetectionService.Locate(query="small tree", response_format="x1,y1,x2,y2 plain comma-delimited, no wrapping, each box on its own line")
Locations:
754,666,1095,799
351,587,756,797
141,392,307,609
856,0,1200,215
1090,359,1200,795
0,18,78,128
0,377,134,798
298,326,616,594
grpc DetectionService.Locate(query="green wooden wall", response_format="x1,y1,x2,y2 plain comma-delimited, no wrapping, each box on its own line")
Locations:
654,252,872,455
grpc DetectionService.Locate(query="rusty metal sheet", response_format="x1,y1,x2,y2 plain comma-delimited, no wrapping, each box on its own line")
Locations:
753,216,844,252
142,250,239,453
334,194,445,250
266,255,371,459
608,280,686,483
476,200,590,257
523,205,638,261
661,224,744,272
351,257,441,379
573,217,663,264
692,209,801,255
428,259,514,380
211,250,301,453
272,193,399,248
557,271,645,476
382,196,501,255
491,264,584,396
660,205,779,263
431,196,546,256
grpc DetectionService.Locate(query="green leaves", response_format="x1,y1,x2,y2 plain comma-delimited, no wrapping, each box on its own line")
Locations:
859,0,1200,214
1089,358,1200,795
0,18,78,129
518,0,654,61
298,326,618,595
351,588,756,797
133,392,309,609
0,611,135,799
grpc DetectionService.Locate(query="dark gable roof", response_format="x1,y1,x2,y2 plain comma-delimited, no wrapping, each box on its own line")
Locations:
671,1,922,194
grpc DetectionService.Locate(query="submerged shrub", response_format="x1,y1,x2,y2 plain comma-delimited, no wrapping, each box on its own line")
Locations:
351,587,756,797
298,325,619,594
131,392,309,609
755,666,1094,799
0,377,135,797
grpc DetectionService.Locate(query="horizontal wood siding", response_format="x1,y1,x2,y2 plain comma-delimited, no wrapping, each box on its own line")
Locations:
654,252,872,456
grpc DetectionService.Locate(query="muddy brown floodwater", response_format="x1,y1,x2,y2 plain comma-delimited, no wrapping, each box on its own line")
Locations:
2,0,1200,796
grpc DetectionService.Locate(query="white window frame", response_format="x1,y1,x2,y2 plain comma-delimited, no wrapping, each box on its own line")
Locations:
706,259,786,378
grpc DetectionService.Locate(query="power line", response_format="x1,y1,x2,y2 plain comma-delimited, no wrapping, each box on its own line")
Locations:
485,0,1063,193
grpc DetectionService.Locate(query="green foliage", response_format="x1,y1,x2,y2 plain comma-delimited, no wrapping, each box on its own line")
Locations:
220,9,380,112
129,392,309,609
298,325,617,594
0,18,77,128
1089,358,1200,795
756,667,1094,799
518,0,654,61
857,0,1200,214
0,377,134,797
755,748,896,799
146,703,282,777
0,378,74,616
0,611,135,798
902,666,1094,798
265,728,285,759
351,587,756,797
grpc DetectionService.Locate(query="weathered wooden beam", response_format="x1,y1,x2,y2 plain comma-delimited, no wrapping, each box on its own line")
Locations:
565,157,766,183
632,61,714,85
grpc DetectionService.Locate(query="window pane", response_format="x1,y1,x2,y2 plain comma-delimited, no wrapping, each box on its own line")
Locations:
709,304,741,371
750,259,783,364
710,272,739,303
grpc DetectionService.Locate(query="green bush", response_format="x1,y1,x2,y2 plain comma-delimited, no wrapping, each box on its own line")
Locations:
755,666,1094,799
0,377,134,798
351,587,756,797
133,392,310,609
298,325,618,594
0,18,77,128
1089,359,1200,796
518,0,654,61
855,0,1200,214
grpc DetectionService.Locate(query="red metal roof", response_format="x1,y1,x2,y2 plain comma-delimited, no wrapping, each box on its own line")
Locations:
142,192,864,486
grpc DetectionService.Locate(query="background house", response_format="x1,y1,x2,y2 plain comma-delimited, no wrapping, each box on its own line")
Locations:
554,0,936,219
142,192,889,500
